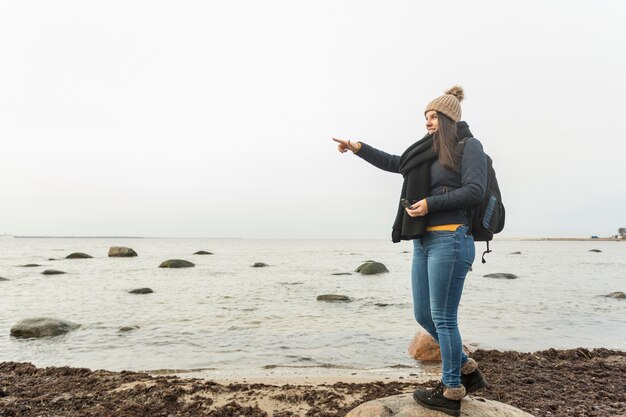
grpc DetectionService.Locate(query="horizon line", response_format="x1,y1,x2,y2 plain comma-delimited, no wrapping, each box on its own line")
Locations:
3,235,623,241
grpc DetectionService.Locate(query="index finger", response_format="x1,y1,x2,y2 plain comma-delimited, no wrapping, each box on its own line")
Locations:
332,137,345,143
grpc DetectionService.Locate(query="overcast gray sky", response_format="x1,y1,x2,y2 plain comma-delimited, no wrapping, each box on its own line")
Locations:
1,1,625,239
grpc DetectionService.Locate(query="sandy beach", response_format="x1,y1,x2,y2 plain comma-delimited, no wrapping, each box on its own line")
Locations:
1,347,625,417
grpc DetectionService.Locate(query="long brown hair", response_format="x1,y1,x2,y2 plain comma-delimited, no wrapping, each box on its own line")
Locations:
433,112,460,172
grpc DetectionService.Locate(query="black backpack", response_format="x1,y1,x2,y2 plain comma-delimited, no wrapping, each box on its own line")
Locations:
459,139,505,263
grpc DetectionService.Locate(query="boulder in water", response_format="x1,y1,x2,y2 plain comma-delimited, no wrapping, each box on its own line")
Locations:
10,318,80,338
252,262,268,268
118,326,140,332
194,250,213,255
42,269,66,275
108,247,138,257
159,259,195,268
316,294,352,303
0,277,9,281
408,330,473,362
484,273,518,279
606,291,625,299
407,330,441,361
66,252,93,259
331,272,352,276
356,261,389,275
510,251,522,255
589,249,602,253
128,288,153,294
20,264,41,267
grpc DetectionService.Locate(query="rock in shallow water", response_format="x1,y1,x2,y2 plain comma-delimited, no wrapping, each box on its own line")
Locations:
118,326,140,332
194,250,213,255
356,261,389,275
129,288,153,294
10,318,80,338
108,247,138,257
159,259,195,268
408,331,472,362
252,262,268,267
605,291,625,299
20,264,41,267
346,393,535,417
407,331,441,361
484,273,518,279
66,252,93,259
42,269,66,275
317,294,352,303
0,277,9,281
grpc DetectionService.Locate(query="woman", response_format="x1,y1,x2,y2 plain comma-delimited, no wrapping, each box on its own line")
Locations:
333,86,488,417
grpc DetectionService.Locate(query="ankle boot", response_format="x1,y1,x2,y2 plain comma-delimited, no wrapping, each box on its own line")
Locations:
413,382,465,417
460,358,488,394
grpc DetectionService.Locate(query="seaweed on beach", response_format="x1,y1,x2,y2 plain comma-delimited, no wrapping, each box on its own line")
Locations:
1,348,625,417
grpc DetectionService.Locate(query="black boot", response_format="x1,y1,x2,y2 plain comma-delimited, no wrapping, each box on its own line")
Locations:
460,358,488,394
413,382,465,417
461,368,488,393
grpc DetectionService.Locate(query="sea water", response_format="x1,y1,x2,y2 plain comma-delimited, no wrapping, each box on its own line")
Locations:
0,238,624,377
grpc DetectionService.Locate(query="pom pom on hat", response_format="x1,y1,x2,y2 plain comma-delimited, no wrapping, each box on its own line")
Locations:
425,85,464,122
445,85,464,102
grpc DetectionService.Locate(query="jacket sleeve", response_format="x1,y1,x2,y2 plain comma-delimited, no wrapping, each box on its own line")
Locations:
354,142,401,174
425,138,487,213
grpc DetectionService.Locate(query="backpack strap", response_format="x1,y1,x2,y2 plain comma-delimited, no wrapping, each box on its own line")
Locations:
481,241,491,264
459,136,494,264
456,137,474,232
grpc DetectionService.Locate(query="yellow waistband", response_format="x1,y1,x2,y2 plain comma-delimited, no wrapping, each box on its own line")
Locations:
425,224,464,232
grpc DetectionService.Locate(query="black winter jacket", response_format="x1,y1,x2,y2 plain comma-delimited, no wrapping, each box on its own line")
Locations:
356,121,487,232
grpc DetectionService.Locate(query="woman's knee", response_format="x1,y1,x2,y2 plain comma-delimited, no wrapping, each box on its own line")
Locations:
413,309,436,333
431,313,459,333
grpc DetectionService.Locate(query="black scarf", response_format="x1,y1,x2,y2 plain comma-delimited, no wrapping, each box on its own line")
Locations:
391,133,437,242
391,122,474,242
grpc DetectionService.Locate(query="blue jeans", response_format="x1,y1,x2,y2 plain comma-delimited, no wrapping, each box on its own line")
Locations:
411,226,475,387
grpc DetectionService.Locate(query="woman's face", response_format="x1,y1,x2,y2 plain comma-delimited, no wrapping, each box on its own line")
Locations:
425,110,439,134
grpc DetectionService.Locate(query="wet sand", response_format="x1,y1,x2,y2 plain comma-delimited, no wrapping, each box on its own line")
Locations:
1,348,624,417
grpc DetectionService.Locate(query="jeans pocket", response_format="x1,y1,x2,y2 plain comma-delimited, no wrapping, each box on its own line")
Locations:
463,234,476,265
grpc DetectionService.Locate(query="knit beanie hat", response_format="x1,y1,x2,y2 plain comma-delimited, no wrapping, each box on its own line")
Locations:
424,86,464,122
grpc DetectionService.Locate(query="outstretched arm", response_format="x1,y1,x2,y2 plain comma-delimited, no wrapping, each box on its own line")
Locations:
332,137,401,173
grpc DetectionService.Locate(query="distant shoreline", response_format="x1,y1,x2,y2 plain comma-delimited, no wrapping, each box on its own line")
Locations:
521,237,625,242
3,235,625,241
8,236,243,239
11,236,146,239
